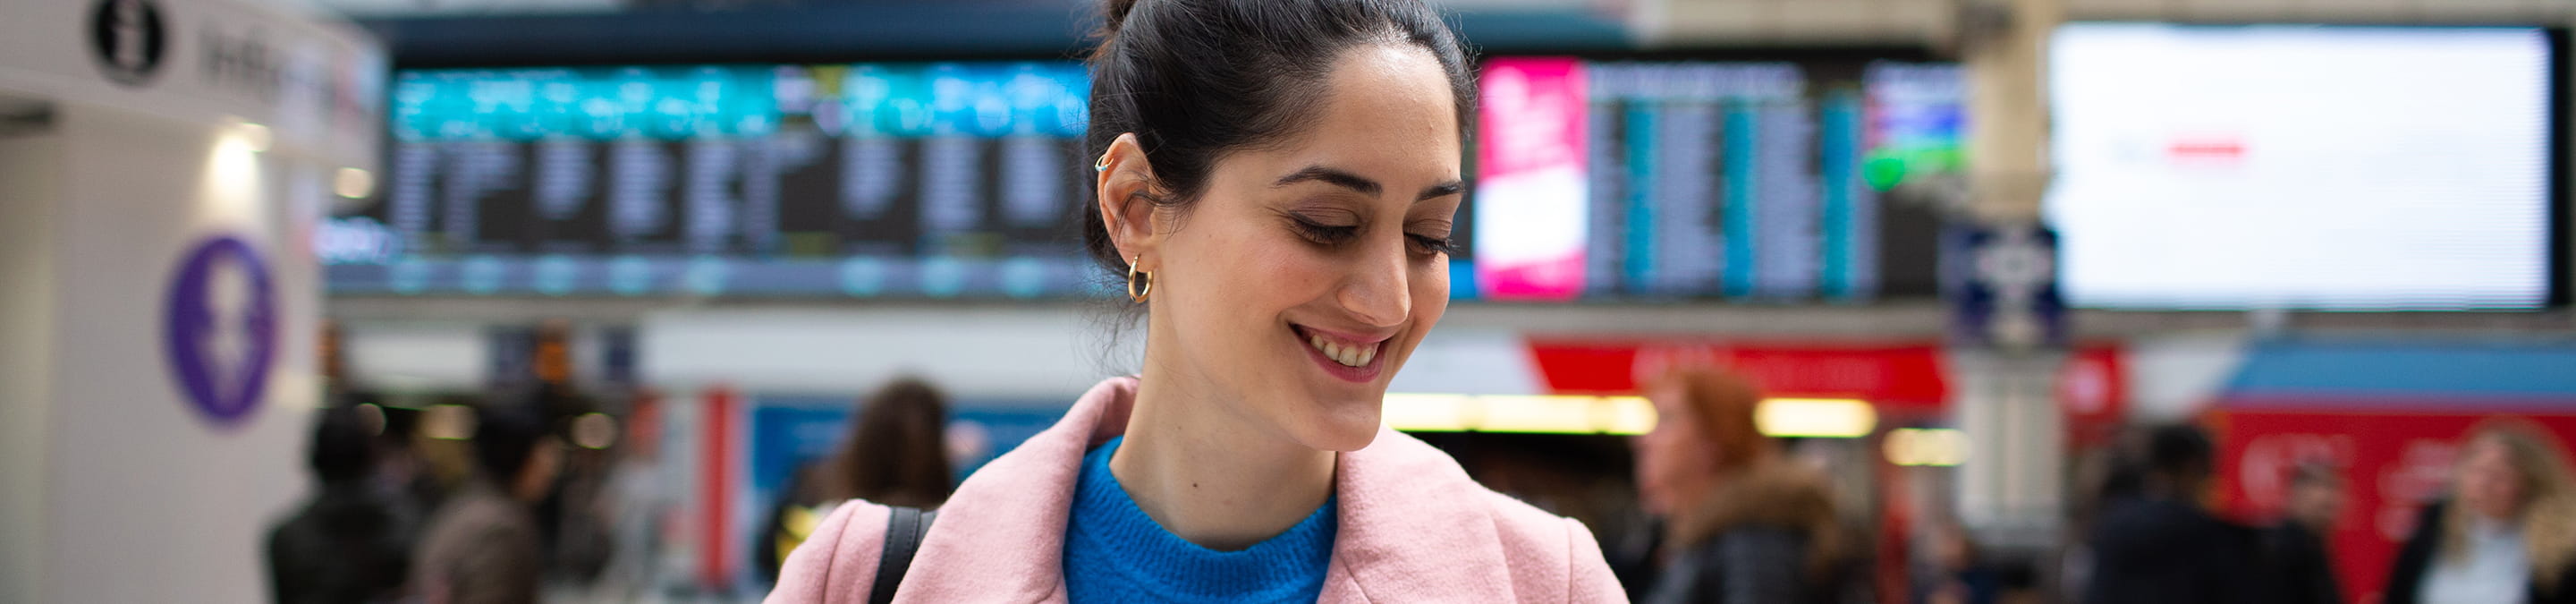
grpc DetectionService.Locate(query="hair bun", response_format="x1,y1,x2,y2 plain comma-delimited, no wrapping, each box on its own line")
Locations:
1102,0,1141,41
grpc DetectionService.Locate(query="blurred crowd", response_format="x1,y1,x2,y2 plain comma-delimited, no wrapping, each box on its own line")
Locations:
265,386,654,604
262,378,961,604
2065,417,2576,604
263,368,2576,604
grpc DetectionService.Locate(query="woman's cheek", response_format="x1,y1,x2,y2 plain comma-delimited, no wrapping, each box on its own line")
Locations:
1413,262,1450,315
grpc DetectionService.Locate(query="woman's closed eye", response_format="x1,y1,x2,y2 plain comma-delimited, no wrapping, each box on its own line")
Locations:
1405,233,1458,257
1290,217,1456,259
1288,217,1360,246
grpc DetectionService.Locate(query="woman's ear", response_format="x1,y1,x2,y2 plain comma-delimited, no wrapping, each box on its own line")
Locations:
1094,132,1161,267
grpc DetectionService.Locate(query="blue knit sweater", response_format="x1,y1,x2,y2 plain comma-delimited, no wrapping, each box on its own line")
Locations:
1062,437,1338,603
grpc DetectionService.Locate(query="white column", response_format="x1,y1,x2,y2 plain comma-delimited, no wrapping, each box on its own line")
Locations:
0,109,65,604
0,1,382,600
1950,349,2067,548
1952,0,2068,549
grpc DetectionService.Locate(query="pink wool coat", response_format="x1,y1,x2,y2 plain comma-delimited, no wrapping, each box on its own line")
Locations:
765,377,1628,603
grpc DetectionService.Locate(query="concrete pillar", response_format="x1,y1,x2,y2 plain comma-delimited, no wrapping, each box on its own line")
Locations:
0,1,381,600
1951,0,2069,550
1949,349,2067,549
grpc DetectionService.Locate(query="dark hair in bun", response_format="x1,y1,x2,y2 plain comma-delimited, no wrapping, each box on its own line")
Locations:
1080,0,1476,279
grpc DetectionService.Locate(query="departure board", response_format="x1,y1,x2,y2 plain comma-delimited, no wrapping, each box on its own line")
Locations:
323,62,1106,298
324,56,1959,302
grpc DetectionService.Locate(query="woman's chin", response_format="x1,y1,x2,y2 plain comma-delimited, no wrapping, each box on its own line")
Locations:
1292,407,1385,453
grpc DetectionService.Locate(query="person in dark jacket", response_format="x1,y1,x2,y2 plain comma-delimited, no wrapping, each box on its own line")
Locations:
2082,423,2262,604
2261,461,2347,604
2384,419,2576,604
1631,366,1852,604
267,403,413,604
412,404,561,604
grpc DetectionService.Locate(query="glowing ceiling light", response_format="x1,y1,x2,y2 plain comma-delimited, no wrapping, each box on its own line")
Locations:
355,403,386,438
1381,394,1472,432
334,167,374,199
234,122,271,153
1382,394,1660,435
1475,395,1602,434
1598,396,1657,435
422,404,477,441
1754,398,1877,438
1885,428,1970,466
571,412,619,450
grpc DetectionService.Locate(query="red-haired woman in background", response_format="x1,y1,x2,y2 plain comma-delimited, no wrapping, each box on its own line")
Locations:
1631,366,1851,604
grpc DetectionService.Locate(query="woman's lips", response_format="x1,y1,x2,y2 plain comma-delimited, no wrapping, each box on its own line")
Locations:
1292,324,1385,383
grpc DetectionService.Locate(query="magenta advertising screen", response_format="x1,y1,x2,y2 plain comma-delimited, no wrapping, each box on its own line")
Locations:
1470,56,1961,302
1475,58,1592,300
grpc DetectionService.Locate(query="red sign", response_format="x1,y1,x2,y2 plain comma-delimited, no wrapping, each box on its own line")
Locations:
2214,409,2576,604
1523,338,1951,412
699,386,739,589
2059,344,2128,447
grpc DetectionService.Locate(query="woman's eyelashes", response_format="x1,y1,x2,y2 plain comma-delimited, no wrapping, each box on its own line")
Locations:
1407,234,1460,257
1288,217,1360,246
1287,216,1454,258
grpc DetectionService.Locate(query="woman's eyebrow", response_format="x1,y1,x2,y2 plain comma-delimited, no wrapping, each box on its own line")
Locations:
1275,165,1466,202
1273,165,1380,197
1417,181,1464,201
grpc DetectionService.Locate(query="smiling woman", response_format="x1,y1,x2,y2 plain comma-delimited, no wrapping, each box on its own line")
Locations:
763,1,1625,603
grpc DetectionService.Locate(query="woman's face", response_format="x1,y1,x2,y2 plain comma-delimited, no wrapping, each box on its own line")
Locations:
1143,44,1462,453
2458,437,2524,521
1634,382,1716,516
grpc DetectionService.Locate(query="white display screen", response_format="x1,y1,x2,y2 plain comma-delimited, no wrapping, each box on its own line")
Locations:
2047,24,2558,310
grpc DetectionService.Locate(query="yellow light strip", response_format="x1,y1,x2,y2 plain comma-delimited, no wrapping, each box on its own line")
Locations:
1474,396,1602,434
1597,396,1657,435
1754,398,1877,438
1385,394,1648,434
1385,394,1879,438
1379,394,1473,432
1376,394,1641,436
1885,428,1970,466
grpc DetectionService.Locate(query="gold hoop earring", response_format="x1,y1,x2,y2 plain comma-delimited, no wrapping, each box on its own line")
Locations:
1095,153,1112,173
1126,254,1152,303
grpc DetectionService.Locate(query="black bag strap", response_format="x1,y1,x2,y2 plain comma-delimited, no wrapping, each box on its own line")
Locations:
868,506,936,604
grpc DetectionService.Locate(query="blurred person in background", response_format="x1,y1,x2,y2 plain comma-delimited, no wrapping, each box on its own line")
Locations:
528,387,615,590
267,400,414,604
758,377,954,581
2081,423,2260,604
594,394,670,600
1630,365,1851,604
2260,461,2346,604
2059,437,2148,603
767,0,1624,601
1915,520,2001,604
413,403,563,604
2385,418,2576,604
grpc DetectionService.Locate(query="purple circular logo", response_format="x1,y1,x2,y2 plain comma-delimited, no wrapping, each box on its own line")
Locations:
164,235,277,427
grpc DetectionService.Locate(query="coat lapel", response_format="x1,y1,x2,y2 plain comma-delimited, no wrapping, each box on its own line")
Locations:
1321,428,1523,602
893,378,1136,603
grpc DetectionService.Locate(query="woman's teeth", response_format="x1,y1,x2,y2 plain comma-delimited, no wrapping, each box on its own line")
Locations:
1308,333,1377,368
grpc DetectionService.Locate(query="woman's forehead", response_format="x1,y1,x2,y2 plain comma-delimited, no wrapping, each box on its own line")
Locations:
1276,46,1461,171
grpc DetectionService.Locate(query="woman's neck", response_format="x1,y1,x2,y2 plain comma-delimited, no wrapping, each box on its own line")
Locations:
1110,376,1338,551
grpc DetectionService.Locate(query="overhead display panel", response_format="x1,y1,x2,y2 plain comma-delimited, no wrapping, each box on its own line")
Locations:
1472,55,1963,303
326,62,1103,298
2047,24,2563,311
